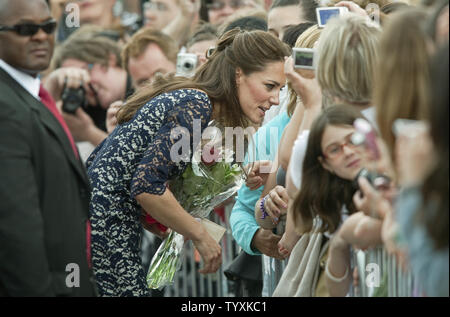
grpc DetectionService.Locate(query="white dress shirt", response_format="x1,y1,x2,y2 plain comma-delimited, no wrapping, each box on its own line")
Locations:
0,59,41,100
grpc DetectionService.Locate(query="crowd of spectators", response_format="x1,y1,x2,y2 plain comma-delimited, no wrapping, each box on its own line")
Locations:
0,0,447,297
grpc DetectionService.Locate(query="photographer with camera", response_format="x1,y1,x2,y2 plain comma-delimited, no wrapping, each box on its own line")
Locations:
43,67,107,148
45,29,134,161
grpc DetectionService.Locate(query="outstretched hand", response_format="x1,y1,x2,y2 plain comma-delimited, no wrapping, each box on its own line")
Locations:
192,231,222,274
177,0,201,17
245,160,272,190
284,56,322,110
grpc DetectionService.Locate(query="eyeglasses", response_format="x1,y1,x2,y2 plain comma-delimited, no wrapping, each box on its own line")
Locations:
323,132,361,160
206,0,245,10
0,20,57,36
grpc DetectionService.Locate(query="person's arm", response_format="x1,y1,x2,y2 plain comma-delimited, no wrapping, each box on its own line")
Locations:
130,93,221,274
136,190,221,274
230,185,263,255
285,160,298,200
277,203,301,257
245,160,272,191
284,57,322,129
230,174,284,259
60,105,108,146
278,130,311,255
162,0,200,47
339,212,383,250
326,233,352,297
326,212,383,296
251,228,284,260
255,185,288,230
285,129,310,200
254,153,281,226
0,111,54,296
44,67,108,146
278,102,305,171
43,67,90,103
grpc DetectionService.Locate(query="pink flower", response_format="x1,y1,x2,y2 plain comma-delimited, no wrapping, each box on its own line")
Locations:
201,144,221,166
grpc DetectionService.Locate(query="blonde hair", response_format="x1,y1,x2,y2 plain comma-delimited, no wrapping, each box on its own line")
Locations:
287,24,322,117
316,13,381,107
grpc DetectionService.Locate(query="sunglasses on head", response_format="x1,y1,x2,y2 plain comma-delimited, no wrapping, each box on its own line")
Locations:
0,20,57,36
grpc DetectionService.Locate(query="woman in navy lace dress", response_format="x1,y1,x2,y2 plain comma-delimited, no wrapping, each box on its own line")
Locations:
86,29,290,296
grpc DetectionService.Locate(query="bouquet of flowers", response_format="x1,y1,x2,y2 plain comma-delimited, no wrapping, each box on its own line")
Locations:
146,121,245,289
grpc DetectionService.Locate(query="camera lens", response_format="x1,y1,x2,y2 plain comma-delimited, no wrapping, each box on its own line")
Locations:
183,61,194,71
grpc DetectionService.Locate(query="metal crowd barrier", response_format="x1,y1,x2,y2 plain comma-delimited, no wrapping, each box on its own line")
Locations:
262,244,420,297
351,246,420,297
262,215,288,297
160,205,420,297
262,256,287,297
163,203,241,297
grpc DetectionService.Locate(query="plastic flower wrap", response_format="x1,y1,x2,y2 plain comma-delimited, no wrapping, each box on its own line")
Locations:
146,121,245,289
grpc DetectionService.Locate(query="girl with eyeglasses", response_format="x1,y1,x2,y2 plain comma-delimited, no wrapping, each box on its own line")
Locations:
272,105,387,296
290,105,370,236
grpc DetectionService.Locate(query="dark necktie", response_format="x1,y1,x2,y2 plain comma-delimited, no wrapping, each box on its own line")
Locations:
38,84,79,159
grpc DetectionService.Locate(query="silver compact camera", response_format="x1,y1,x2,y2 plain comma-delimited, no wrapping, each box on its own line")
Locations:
176,52,198,78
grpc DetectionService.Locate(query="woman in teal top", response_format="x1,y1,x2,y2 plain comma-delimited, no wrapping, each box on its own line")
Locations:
230,110,290,256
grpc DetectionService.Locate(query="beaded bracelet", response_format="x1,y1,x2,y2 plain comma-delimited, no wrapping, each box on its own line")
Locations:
260,195,269,220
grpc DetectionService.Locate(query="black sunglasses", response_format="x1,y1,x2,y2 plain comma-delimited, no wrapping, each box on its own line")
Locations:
0,20,57,36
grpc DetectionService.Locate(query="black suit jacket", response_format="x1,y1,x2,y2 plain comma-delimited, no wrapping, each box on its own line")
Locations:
0,68,96,296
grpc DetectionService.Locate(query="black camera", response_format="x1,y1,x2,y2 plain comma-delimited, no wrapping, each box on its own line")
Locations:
354,168,391,191
61,85,86,114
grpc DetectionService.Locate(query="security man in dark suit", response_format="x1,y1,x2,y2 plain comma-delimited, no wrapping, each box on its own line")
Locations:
0,0,96,296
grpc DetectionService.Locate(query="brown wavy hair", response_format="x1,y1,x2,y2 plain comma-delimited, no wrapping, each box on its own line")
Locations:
292,105,364,234
374,8,431,162
116,29,290,127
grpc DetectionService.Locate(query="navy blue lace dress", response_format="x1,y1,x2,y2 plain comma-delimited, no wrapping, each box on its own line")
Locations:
86,89,212,296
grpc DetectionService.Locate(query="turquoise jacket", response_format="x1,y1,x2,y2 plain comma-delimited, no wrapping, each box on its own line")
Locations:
230,111,291,255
